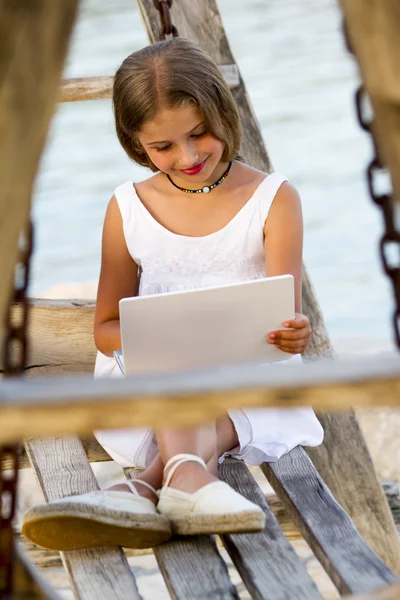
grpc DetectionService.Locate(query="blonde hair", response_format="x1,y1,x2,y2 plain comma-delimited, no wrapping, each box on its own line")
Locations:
113,37,241,171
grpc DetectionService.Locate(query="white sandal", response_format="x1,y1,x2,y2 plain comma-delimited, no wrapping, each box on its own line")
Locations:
22,479,171,551
157,454,265,535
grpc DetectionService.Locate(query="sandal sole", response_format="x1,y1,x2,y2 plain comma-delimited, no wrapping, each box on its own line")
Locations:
22,507,172,551
170,510,265,535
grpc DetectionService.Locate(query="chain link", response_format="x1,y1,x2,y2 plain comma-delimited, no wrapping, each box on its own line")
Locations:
1,220,34,595
153,0,179,40
343,22,400,349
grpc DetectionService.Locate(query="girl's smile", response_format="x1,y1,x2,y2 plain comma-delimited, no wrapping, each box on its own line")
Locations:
179,158,208,176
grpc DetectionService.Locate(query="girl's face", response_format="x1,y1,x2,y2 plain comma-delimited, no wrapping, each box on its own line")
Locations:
137,105,225,186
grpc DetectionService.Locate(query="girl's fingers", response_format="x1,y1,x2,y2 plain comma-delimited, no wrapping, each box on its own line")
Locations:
272,339,304,350
268,328,309,342
282,316,309,329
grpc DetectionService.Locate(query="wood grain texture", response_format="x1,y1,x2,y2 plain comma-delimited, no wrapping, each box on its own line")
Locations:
0,299,97,375
261,446,397,595
306,412,400,574
339,0,400,203
3,436,109,469
24,437,140,599
218,458,322,600
0,1,78,325
60,77,113,102
125,467,238,600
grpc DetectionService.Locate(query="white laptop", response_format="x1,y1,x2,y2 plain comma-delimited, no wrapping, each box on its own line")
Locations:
117,275,294,376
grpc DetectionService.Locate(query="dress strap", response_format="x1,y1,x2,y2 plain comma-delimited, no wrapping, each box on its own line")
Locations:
258,172,289,225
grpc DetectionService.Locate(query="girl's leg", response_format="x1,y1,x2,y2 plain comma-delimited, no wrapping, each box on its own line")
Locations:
157,423,218,493
108,453,164,503
107,414,239,499
206,414,240,475
157,415,239,491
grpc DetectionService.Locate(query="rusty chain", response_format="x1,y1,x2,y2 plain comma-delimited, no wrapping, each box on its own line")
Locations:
1,220,34,596
343,22,400,350
153,0,179,40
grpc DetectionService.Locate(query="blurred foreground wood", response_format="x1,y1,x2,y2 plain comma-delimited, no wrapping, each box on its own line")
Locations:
0,1,78,327
0,355,400,444
340,0,400,203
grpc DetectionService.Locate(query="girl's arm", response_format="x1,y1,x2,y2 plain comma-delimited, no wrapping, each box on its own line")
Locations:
94,196,139,357
263,182,312,354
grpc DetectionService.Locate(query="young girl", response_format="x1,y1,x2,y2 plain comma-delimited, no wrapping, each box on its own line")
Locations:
22,37,323,552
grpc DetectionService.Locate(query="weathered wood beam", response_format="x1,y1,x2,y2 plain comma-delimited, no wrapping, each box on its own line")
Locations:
262,447,396,595
339,0,400,204
3,436,109,470
25,437,141,599
0,355,399,444
0,299,98,375
59,65,239,102
218,459,322,599
0,1,79,326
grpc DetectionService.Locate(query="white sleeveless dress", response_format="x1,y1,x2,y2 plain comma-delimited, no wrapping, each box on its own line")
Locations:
94,173,324,468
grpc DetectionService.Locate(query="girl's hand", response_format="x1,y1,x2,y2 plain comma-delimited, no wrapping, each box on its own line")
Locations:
267,313,312,354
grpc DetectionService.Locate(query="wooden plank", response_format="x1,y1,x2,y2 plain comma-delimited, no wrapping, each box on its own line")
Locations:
3,297,333,376
0,1,78,325
218,458,322,600
306,413,400,575
261,447,397,595
3,436,109,469
124,467,239,600
0,356,400,444
60,77,113,102
339,0,400,204
24,437,141,600
0,299,97,375
346,582,400,599
59,66,239,103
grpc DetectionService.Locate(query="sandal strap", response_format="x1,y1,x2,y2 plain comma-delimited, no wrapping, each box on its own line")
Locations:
125,479,157,496
161,454,207,495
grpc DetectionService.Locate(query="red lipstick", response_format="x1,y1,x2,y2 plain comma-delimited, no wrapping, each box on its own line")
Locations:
180,159,207,176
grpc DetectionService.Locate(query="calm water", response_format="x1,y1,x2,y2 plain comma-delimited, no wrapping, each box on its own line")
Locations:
31,0,396,347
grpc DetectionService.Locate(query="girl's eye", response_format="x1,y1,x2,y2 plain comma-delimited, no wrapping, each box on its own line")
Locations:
192,131,207,139
155,144,171,152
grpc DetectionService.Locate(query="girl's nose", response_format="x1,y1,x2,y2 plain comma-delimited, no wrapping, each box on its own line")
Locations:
176,143,199,168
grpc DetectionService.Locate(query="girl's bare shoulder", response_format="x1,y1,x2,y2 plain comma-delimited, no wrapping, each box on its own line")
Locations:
134,172,165,195
230,160,269,197
232,160,266,183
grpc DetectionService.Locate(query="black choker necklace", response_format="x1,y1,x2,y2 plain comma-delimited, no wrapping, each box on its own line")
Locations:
167,161,232,194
